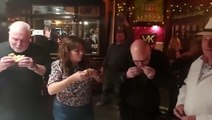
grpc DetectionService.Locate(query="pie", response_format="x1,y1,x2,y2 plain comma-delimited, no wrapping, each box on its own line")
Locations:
8,53,25,62
84,68,95,76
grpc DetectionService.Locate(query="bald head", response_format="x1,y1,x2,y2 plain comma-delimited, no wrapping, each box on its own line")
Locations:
9,21,31,35
8,21,31,53
130,39,151,67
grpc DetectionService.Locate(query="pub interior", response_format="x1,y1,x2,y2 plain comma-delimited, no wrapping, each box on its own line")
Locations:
0,0,212,120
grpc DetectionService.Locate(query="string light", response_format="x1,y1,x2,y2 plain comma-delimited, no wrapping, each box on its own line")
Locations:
116,1,212,24
169,3,211,16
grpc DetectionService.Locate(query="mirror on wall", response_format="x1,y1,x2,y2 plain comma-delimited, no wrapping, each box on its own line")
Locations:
32,5,100,55
79,19,99,54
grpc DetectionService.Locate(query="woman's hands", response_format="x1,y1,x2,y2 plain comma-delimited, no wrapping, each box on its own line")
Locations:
69,68,101,82
48,68,101,95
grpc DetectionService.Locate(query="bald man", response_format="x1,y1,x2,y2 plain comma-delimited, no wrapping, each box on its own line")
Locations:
0,21,51,120
112,39,169,120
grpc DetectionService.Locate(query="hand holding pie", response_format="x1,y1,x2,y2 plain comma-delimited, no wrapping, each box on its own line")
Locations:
0,54,17,72
8,53,25,62
140,66,155,79
83,68,95,77
83,68,101,82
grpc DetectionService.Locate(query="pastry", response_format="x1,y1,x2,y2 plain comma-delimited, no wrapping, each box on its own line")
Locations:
8,53,25,62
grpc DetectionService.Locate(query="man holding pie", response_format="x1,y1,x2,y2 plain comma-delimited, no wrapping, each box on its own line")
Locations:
112,39,170,120
0,21,51,120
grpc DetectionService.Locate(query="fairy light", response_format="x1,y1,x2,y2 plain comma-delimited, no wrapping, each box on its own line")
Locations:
116,1,212,24
169,2,212,15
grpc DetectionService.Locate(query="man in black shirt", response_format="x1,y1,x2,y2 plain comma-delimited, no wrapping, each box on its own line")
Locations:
0,21,51,120
113,39,169,120
96,18,133,107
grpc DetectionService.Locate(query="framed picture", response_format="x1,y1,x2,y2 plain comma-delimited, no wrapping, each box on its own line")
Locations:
181,25,185,32
32,5,75,15
78,6,99,17
199,24,204,32
186,25,190,31
192,24,197,31
175,25,180,31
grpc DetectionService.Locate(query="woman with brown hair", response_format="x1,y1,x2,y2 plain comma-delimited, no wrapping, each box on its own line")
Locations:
167,36,183,63
47,36,101,120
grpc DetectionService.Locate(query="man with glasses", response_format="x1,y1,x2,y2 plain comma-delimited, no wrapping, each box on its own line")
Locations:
113,39,169,120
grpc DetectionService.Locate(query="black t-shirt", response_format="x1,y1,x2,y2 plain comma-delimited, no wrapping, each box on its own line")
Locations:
0,41,51,120
113,49,169,111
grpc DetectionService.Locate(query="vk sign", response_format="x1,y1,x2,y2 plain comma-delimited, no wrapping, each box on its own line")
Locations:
140,34,157,44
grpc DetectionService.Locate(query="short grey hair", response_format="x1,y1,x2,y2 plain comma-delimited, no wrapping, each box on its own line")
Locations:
9,21,31,34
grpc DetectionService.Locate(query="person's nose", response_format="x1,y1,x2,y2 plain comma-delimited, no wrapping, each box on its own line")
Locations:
136,62,142,67
16,41,22,48
135,62,144,67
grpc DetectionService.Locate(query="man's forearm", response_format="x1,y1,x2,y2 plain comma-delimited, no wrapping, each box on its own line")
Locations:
30,64,46,76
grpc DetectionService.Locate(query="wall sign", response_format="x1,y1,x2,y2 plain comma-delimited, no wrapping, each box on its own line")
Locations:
140,34,157,44
134,0,164,22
